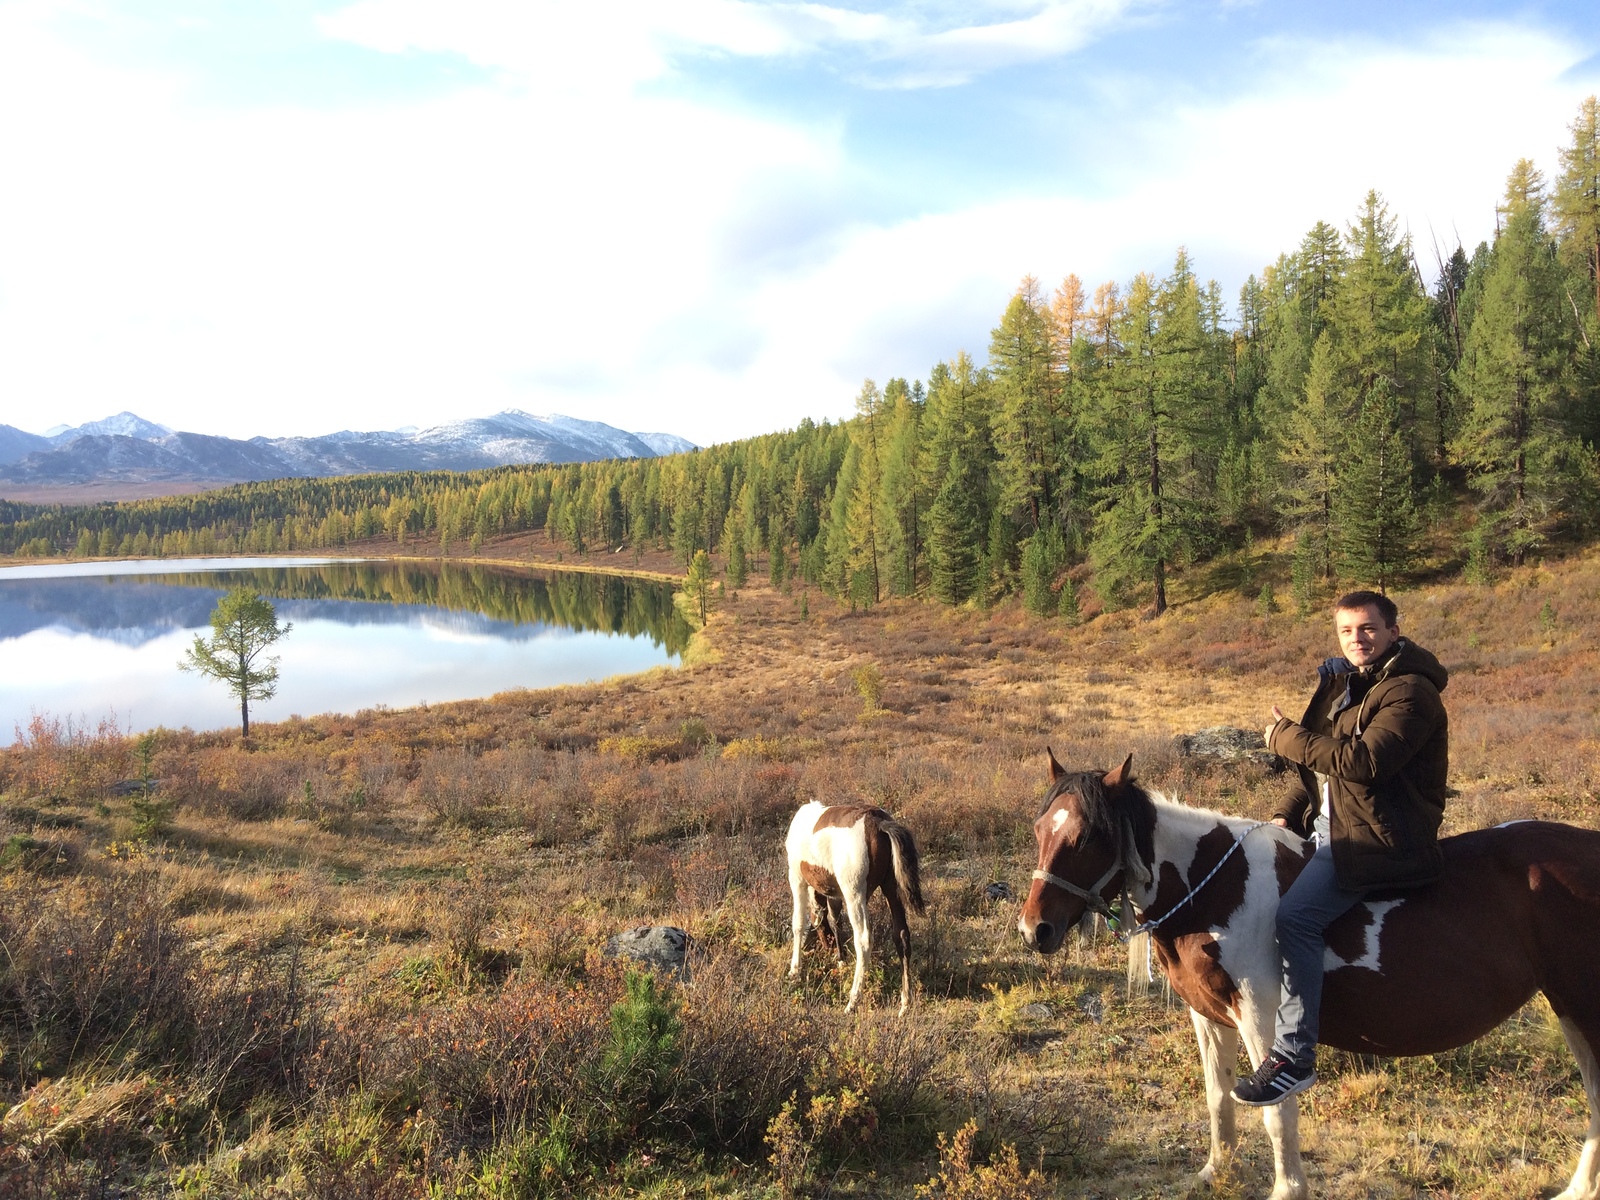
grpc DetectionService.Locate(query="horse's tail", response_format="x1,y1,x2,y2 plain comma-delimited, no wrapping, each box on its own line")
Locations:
883,818,926,917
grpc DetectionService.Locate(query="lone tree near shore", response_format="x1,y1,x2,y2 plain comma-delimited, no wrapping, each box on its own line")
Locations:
180,587,291,739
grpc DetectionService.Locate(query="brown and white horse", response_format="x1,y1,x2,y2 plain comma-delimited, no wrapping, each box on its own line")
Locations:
787,801,926,1015
1017,751,1600,1200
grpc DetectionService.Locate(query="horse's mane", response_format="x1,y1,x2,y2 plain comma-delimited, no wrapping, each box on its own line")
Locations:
1040,768,1160,870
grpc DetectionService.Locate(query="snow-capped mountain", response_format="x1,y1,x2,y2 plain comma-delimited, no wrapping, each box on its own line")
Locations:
0,410,699,487
46,411,174,444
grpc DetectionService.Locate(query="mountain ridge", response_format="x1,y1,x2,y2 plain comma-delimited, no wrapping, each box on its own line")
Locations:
0,409,699,491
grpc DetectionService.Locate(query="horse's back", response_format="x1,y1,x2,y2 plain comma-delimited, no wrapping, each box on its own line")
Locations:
1319,819,1600,1056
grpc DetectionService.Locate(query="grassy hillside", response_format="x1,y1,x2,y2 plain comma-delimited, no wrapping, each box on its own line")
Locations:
3,541,1598,1197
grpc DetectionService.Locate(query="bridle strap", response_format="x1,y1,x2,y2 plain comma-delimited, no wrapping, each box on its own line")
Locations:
1031,865,1121,920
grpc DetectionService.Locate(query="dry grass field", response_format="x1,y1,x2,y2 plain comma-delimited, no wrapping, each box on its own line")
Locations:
3,539,1599,1198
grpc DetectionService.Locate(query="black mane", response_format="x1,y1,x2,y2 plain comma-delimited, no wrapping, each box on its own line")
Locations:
1039,766,1158,868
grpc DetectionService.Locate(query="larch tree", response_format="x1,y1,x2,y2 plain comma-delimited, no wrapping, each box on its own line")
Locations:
844,379,888,604
989,278,1060,535
1553,95,1600,328
179,587,292,740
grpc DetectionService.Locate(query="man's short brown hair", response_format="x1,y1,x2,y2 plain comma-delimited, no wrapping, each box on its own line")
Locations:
1334,589,1398,626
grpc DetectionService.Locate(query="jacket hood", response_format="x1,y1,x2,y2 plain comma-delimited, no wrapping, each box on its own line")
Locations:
1381,638,1449,692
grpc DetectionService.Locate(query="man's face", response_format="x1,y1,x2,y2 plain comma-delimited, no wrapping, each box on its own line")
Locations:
1336,604,1399,667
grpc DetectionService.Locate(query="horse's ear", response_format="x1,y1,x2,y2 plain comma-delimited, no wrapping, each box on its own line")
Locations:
1103,753,1134,790
1046,746,1066,782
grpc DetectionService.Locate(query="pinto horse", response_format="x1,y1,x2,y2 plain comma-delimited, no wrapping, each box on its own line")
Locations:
786,801,926,1015
1017,751,1600,1200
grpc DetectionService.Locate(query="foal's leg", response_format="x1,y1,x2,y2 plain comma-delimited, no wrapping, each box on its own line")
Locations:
885,886,912,1017
826,897,848,961
1190,1011,1240,1187
1238,997,1308,1200
842,888,871,1012
1554,1015,1600,1200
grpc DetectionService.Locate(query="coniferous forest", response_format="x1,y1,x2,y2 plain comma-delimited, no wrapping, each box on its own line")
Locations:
4,99,1598,616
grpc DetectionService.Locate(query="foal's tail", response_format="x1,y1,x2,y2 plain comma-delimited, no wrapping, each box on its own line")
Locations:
883,818,926,917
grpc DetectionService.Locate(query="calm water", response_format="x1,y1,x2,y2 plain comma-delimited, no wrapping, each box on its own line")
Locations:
0,557,688,742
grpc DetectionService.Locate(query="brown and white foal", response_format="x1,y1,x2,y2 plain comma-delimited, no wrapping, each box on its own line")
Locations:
786,801,926,1015
1018,751,1600,1200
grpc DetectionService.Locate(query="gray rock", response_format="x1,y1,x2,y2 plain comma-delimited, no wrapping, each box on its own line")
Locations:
984,881,1014,902
1020,1002,1054,1020
1078,992,1105,1023
603,925,691,980
1174,726,1286,772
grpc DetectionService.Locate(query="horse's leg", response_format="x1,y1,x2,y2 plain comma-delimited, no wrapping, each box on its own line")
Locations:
842,888,870,1012
885,886,911,1017
788,867,808,979
1190,1011,1240,1188
1238,999,1309,1200
1554,1014,1600,1200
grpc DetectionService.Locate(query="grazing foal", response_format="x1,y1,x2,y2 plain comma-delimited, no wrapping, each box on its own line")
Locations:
1018,751,1600,1200
786,801,926,1014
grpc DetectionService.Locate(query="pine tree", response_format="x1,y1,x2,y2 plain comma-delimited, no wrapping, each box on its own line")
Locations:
1453,161,1578,565
1021,522,1064,615
1334,388,1419,592
1280,336,1342,584
879,378,925,595
928,452,981,604
726,520,747,588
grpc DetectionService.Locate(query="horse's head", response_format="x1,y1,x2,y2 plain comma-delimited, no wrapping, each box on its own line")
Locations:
1017,749,1140,954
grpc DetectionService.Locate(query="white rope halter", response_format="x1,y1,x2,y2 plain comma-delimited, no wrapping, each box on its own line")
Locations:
1033,819,1270,943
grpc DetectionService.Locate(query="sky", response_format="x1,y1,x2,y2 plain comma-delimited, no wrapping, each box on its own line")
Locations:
0,1,1596,447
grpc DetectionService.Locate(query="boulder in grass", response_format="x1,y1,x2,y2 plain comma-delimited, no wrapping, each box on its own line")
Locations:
604,925,691,981
1174,726,1286,772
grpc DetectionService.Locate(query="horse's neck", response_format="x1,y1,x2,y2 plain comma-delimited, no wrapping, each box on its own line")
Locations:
1131,794,1255,908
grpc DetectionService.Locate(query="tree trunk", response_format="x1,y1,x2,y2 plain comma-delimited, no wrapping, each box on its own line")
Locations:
241,695,250,740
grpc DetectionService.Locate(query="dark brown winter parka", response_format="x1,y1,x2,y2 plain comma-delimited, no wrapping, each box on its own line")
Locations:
1268,638,1450,890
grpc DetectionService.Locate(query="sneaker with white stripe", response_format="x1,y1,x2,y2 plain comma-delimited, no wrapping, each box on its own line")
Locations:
1231,1053,1316,1106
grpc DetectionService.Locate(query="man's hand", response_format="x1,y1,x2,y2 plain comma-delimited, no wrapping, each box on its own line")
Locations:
1264,705,1285,748
1271,818,1288,828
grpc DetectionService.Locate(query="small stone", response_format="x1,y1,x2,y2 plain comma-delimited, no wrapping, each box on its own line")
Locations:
1078,993,1105,1023
984,881,1014,902
603,925,691,981
1020,1002,1053,1020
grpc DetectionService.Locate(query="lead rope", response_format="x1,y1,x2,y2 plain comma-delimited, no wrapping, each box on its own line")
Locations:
1110,820,1271,942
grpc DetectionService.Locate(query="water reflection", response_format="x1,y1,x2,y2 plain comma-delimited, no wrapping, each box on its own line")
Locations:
0,557,688,740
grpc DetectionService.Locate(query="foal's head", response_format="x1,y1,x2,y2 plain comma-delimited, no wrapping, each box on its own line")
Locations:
1017,749,1143,954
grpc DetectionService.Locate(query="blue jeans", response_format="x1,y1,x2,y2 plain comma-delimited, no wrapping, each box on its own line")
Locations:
1271,841,1368,1069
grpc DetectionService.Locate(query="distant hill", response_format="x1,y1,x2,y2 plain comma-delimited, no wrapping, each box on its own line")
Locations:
0,409,699,493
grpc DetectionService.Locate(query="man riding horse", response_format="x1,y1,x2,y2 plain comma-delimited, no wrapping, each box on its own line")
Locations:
1232,589,1450,1107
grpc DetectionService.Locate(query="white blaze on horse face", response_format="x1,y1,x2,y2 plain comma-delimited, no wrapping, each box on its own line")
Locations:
1323,898,1404,973
1050,809,1069,834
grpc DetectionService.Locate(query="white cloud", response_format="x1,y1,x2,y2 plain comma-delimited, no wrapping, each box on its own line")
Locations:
321,0,1148,91
0,4,1593,449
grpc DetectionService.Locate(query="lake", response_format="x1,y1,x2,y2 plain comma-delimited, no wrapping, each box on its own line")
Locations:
0,557,689,743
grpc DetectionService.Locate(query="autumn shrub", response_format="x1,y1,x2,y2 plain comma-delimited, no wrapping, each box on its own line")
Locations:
5,713,129,802
914,1120,1050,1200
0,869,192,1088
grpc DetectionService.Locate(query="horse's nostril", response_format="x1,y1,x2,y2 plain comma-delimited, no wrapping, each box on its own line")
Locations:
1035,921,1055,946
